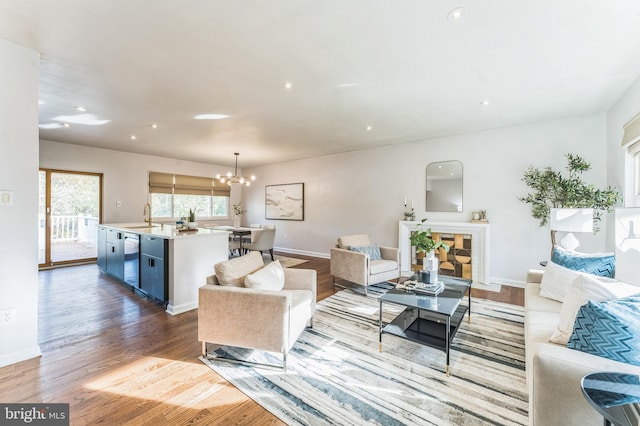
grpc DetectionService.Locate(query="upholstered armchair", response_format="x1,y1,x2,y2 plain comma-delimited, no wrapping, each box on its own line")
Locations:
243,227,276,260
199,251,316,369
330,234,400,295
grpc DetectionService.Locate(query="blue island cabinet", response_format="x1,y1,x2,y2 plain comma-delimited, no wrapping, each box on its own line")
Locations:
139,234,168,305
96,226,124,282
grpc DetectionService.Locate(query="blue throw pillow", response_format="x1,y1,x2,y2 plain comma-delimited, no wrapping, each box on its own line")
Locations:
349,243,382,260
551,246,615,278
567,295,640,366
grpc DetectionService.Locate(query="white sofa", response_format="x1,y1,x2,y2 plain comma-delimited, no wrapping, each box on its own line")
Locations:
525,270,640,425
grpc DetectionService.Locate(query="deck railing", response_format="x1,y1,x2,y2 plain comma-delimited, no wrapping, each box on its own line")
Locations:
46,215,99,244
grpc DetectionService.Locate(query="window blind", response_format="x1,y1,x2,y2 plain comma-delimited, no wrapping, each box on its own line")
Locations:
149,172,231,197
622,112,640,146
148,172,174,194
174,174,214,196
213,180,231,197
628,140,640,157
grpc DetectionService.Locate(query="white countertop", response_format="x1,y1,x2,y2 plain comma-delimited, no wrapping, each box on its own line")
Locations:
101,223,229,239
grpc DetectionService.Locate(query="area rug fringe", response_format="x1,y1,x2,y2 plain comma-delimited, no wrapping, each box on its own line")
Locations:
200,284,528,425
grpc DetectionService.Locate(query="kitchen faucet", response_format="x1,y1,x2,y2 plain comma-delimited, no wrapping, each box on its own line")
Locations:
143,202,152,226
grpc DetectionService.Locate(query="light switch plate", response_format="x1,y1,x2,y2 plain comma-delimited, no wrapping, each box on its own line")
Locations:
0,190,13,206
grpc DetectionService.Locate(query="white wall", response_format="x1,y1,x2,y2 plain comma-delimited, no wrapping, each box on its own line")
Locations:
0,40,41,367
40,140,241,224
243,113,610,286
39,115,615,287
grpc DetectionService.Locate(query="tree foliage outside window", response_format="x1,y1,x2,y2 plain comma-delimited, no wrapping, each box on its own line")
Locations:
518,153,622,233
151,193,228,218
50,173,100,217
151,194,173,217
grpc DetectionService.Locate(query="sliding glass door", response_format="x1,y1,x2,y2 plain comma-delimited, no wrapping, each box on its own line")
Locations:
39,169,103,268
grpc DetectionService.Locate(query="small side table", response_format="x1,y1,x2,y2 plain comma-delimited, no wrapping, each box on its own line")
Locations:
581,372,640,426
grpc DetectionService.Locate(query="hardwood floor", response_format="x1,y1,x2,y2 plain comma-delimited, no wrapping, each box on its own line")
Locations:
0,253,523,425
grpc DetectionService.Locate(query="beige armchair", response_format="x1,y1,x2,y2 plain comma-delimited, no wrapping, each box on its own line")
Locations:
199,251,316,369
330,234,400,295
243,227,276,260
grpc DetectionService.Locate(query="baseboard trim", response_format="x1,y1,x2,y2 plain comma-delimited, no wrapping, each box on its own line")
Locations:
0,345,41,368
273,246,330,259
166,301,198,316
491,277,526,289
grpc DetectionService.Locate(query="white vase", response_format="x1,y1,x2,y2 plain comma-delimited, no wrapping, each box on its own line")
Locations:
188,221,198,230
233,216,241,227
423,251,439,284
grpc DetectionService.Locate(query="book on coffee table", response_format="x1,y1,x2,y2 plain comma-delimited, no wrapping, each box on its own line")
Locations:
397,280,444,296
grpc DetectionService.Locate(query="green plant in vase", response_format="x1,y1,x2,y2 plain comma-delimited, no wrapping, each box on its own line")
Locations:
187,208,197,229
409,218,450,256
410,219,450,282
232,203,247,217
232,203,246,227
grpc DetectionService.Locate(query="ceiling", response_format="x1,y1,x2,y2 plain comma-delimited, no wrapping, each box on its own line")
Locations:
2,1,640,168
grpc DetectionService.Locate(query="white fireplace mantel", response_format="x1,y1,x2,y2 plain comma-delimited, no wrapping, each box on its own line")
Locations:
398,221,490,285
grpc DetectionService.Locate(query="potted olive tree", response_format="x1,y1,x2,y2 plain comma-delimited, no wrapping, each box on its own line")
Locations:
519,153,621,247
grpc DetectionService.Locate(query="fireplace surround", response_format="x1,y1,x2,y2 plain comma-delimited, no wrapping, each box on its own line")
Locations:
399,221,490,285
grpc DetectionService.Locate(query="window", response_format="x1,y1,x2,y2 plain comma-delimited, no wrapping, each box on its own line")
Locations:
148,172,230,219
150,193,173,217
627,142,640,207
622,114,640,207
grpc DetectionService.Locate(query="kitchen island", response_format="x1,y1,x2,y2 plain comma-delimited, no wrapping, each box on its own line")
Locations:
97,223,229,315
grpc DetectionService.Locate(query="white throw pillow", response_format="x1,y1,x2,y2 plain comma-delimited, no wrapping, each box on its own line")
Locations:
539,260,584,302
214,251,264,287
244,260,285,291
549,274,640,345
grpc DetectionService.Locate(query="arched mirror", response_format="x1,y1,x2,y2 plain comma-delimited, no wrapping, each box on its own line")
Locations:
426,161,463,212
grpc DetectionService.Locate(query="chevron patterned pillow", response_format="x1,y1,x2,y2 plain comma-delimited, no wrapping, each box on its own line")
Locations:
551,246,615,278
567,295,640,366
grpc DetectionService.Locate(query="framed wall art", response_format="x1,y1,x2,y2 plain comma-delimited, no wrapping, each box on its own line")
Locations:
265,183,304,220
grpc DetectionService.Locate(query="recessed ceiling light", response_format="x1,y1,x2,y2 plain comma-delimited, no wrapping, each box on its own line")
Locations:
366,125,372,131
51,114,110,126
38,123,64,129
194,114,230,120
481,100,490,106
284,82,293,90
38,99,45,105
130,135,136,140
63,123,70,128
447,7,464,21
150,123,158,129
75,106,87,112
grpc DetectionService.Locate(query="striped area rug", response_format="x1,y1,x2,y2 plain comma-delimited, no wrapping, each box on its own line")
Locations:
200,284,528,425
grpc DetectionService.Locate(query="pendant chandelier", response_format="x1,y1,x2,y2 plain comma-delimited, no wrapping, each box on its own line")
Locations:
216,153,255,186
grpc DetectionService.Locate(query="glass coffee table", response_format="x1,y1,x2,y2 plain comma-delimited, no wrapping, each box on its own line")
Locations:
378,273,472,376
581,372,640,426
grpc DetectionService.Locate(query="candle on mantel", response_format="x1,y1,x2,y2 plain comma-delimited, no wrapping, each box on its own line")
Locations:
404,195,407,206
411,200,414,209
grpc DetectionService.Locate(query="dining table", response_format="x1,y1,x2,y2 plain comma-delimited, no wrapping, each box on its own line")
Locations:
212,226,254,255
